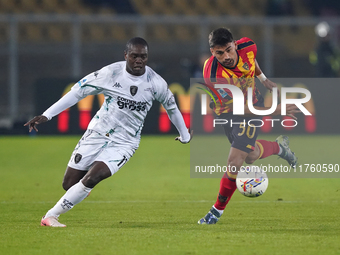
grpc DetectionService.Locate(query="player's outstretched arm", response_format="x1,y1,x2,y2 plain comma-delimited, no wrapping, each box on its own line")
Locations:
166,107,192,144
24,115,48,132
24,89,80,132
255,59,279,97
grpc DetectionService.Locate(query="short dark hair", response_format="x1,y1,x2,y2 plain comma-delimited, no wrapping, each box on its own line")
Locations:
125,37,149,52
208,28,233,48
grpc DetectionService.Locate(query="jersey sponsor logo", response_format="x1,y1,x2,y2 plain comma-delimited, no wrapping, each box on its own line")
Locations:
130,86,138,96
117,96,147,111
113,82,122,88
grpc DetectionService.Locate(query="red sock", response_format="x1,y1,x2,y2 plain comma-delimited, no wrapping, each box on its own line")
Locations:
214,172,237,210
256,140,280,159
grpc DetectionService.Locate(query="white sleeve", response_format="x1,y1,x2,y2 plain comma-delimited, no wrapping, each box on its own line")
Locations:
42,89,81,120
166,107,190,143
71,69,105,98
151,71,189,141
153,76,177,111
42,67,110,120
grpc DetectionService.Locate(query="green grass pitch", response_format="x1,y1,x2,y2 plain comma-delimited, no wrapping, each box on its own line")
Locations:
0,134,339,255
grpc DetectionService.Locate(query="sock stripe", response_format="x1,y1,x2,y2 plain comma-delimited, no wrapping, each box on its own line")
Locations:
256,141,264,159
226,171,237,181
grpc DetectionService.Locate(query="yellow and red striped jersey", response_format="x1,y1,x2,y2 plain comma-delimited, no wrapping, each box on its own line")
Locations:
203,37,262,115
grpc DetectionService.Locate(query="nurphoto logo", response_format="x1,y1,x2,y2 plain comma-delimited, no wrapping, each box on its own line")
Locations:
200,84,312,128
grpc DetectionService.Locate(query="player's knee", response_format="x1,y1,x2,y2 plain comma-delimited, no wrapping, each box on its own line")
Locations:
81,162,112,188
82,175,100,188
245,157,256,164
62,180,72,191
227,158,244,170
245,152,259,164
82,171,110,188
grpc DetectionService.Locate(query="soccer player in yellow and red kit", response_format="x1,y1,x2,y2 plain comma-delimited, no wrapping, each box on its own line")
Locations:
198,28,299,224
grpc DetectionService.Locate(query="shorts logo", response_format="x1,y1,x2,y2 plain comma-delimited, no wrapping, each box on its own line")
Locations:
130,86,138,96
74,153,82,164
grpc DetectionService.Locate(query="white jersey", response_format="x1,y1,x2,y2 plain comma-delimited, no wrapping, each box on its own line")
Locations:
71,61,177,149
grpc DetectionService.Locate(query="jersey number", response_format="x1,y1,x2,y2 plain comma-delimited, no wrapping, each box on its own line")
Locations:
238,123,256,139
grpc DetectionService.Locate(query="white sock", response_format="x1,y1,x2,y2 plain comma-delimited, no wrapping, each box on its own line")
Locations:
45,181,92,218
212,205,224,216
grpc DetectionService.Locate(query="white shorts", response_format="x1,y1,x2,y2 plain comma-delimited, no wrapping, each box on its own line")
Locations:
67,130,135,175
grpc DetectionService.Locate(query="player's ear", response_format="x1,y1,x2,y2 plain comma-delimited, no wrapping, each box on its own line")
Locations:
210,47,214,56
124,51,127,60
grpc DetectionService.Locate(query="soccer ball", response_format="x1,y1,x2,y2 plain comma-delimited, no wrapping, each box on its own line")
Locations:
236,166,268,197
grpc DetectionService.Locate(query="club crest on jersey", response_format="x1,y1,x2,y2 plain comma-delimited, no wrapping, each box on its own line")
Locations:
130,86,138,96
242,62,249,70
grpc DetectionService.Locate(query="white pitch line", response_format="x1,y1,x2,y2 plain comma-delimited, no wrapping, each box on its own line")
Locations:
83,200,330,204
0,200,336,204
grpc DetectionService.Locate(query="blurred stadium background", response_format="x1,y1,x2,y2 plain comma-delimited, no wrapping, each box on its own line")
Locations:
0,0,339,135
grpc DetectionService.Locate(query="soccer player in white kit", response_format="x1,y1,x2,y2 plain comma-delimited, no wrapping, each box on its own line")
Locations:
25,37,192,227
